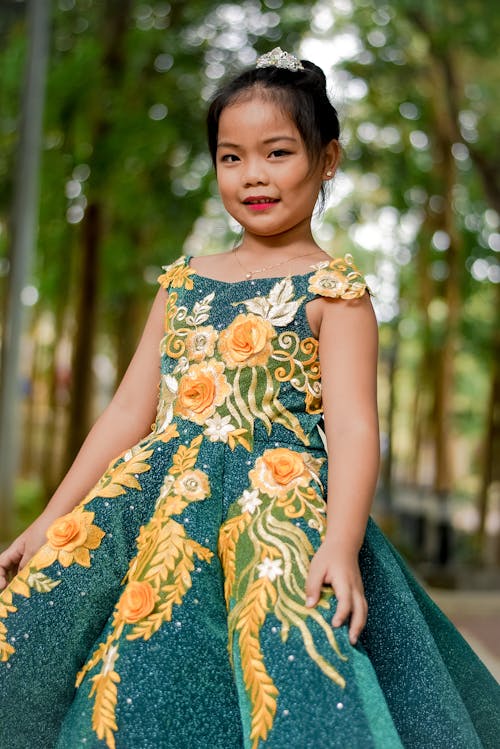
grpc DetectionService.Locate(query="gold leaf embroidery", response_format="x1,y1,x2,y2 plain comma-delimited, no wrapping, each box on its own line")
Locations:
78,435,212,748
220,448,348,745
26,570,61,594
0,620,15,661
75,631,120,688
169,433,202,475
89,646,121,749
232,576,279,749
86,447,154,500
0,565,61,661
157,256,195,291
126,520,212,641
218,513,252,600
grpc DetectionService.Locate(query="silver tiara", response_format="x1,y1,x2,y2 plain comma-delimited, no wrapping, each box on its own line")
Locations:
255,47,304,72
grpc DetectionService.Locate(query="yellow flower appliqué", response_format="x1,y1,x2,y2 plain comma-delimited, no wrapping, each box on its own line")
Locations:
157,256,196,291
34,508,105,569
308,253,367,300
173,469,210,501
185,325,218,361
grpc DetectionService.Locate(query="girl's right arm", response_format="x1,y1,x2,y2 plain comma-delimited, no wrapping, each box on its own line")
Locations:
0,285,168,590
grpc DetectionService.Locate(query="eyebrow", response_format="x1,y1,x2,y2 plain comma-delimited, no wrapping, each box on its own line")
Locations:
217,136,298,149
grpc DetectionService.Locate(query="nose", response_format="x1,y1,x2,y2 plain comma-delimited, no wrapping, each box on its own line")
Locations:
242,157,269,187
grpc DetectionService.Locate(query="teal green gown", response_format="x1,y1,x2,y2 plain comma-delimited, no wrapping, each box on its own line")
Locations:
1,253,499,749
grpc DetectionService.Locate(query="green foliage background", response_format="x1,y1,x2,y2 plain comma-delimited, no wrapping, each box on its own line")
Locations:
0,0,499,569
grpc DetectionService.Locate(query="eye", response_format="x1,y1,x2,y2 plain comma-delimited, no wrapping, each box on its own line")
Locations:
220,153,240,163
269,149,292,158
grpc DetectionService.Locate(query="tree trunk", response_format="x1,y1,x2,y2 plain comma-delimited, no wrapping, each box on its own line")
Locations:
0,0,50,542
40,301,70,501
476,283,500,556
62,202,101,472
61,0,132,472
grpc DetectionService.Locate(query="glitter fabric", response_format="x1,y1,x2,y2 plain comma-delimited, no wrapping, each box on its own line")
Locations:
0,253,499,749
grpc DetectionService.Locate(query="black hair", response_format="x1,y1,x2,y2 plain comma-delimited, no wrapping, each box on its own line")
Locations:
206,60,339,209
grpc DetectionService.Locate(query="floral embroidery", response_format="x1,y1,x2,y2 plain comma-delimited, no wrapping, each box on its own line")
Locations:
185,325,217,361
0,253,370,740
33,508,105,569
249,447,314,496
218,313,275,368
85,444,155,501
233,275,305,326
218,446,347,749
0,427,173,664
157,256,196,291
256,557,283,581
0,508,106,661
308,253,367,300
117,581,156,623
174,359,231,425
204,413,236,443
0,569,61,661
172,469,209,501
238,488,262,514
75,435,213,749
0,506,107,661
155,266,338,449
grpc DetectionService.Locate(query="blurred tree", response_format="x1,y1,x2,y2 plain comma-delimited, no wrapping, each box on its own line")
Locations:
311,0,500,562
0,0,315,523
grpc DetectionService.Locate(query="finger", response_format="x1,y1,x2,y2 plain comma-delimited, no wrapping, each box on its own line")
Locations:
19,549,37,571
0,546,22,589
331,585,352,628
305,559,325,607
348,593,368,645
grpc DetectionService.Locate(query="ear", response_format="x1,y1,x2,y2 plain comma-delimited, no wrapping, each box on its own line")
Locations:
323,139,341,180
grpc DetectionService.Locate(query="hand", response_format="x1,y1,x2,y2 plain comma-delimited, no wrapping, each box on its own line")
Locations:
305,539,368,645
0,512,55,591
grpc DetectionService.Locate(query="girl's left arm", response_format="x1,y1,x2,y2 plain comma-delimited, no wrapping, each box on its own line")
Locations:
305,291,379,645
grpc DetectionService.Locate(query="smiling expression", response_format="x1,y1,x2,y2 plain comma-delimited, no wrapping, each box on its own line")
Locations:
215,94,336,241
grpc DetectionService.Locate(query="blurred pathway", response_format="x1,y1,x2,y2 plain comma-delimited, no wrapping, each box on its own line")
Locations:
428,588,500,683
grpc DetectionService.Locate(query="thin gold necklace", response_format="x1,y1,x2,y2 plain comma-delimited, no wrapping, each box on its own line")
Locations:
232,246,319,280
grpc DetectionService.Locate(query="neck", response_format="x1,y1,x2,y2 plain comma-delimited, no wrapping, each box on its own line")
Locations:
236,221,318,260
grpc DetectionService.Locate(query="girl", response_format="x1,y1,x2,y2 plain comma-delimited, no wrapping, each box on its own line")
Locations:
0,48,498,749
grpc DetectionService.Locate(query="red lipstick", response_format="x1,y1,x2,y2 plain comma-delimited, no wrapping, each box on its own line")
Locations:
243,195,279,212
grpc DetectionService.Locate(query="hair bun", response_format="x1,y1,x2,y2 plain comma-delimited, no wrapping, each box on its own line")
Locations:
300,60,327,89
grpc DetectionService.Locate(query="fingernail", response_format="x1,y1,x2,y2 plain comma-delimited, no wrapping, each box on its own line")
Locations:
306,596,315,607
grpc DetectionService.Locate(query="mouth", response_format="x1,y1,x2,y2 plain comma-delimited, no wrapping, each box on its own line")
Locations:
243,197,280,211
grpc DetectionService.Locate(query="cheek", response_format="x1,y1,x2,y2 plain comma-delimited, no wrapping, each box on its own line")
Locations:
217,172,237,202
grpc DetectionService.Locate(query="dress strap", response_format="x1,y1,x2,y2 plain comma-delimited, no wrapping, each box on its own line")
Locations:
302,253,372,301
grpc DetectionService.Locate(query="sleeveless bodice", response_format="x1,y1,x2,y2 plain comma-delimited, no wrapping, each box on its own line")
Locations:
153,253,368,453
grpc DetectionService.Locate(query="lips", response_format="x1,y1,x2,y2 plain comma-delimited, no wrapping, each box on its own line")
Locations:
243,196,280,211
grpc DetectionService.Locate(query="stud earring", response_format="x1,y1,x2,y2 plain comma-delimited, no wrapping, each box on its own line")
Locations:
326,170,333,177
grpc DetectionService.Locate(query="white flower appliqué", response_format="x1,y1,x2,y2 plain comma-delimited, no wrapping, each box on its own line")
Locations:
257,556,284,582
238,489,263,514
204,414,236,443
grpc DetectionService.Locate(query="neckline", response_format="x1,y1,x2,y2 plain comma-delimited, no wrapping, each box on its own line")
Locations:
184,254,320,286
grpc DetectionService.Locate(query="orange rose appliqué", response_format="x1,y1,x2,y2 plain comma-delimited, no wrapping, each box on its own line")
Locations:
33,508,105,569
218,313,275,368
118,581,156,623
174,359,230,425
249,448,311,496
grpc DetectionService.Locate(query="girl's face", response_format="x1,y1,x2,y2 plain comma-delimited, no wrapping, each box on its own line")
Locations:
215,95,336,242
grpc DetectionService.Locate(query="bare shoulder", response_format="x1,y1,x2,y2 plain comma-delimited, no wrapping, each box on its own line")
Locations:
319,291,377,342
307,289,376,341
